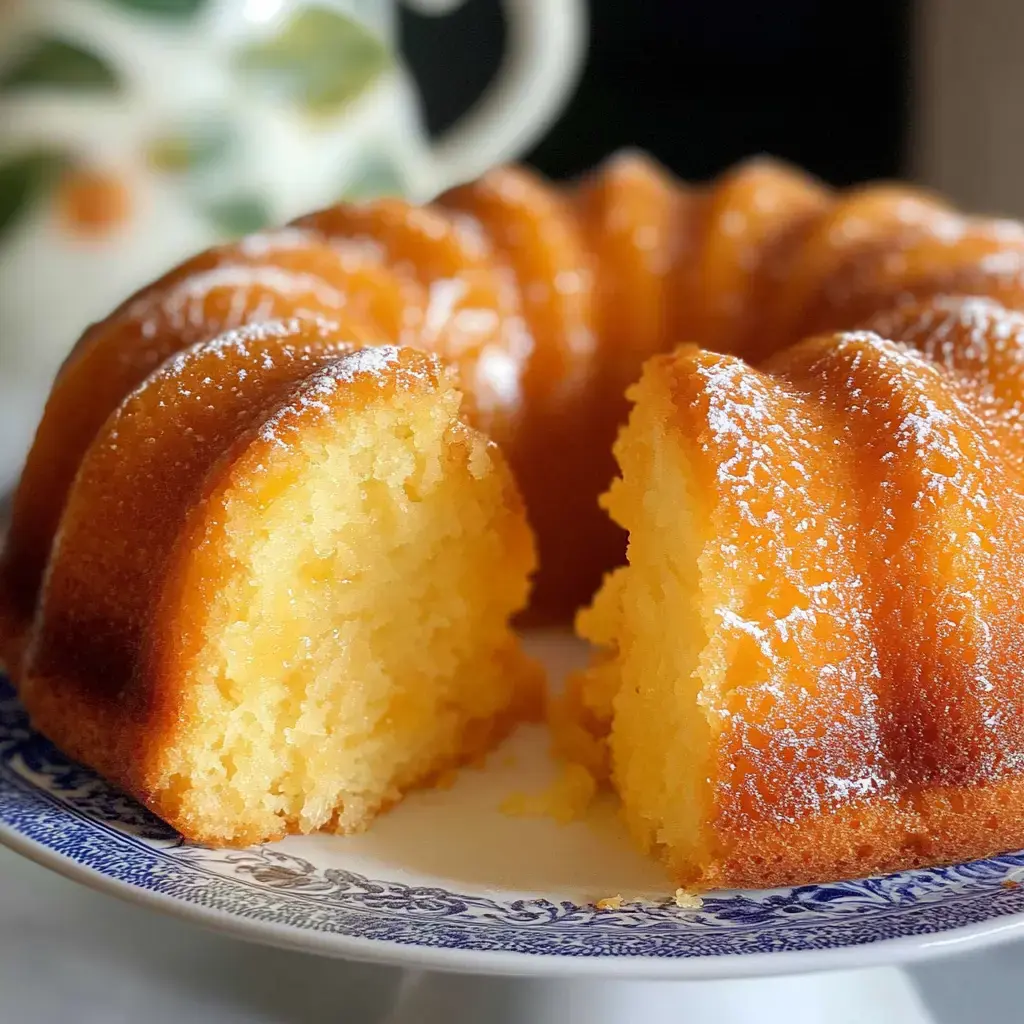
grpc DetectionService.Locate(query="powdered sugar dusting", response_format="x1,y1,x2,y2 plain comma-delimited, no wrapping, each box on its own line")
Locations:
326,343,402,383
868,296,1024,447
146,317,343,388
795,331,1024,786
127,264,346,341
473,345,522,411
691,351,889,827
256,344,437,447
235,227,320,257
658,313,1024,831
295,196,535,418
422,278,468,345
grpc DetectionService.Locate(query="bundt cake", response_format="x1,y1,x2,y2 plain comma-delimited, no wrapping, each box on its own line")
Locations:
17,320,539,844
8,151,1024,883
4,153,1014,653
561,298,1024,889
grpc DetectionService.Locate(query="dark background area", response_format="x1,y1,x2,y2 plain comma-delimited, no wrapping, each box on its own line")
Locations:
402,0,912,186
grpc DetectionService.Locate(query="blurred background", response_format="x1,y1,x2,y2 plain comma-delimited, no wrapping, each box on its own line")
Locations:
405,0,1021,219
406,0,911,187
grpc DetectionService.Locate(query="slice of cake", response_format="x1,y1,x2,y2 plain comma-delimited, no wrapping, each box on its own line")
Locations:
20,320,539,845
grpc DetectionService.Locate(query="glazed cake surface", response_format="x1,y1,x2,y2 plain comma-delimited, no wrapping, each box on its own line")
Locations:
564,297,1024,888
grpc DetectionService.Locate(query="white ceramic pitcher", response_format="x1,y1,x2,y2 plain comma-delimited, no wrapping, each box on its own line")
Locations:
0,0,586,487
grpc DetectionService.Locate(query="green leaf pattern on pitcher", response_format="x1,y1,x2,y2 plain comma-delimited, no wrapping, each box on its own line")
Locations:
0,151,71,245
146,119,236,176
204,196,273,235
234,6,392,116
0,3,410,246
0,38,121,93
342,154,407,202
103,0,208,17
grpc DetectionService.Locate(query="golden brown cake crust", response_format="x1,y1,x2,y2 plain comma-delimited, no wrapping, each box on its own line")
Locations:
699,776,1024,890
439,167,612,621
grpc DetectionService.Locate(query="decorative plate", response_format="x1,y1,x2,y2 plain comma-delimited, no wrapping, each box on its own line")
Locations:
3,634,1024,980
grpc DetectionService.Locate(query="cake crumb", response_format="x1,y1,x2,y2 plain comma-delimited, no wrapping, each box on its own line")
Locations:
499,792,530,816
673,888,704,909
1002,868,1024,889
596,895,625,910
499,763,597,824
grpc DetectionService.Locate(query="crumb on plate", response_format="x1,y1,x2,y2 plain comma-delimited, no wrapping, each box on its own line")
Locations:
499,762,597,823
673,888,704,909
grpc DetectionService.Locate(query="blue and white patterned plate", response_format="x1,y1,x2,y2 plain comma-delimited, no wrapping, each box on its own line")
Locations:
4,634,1024,980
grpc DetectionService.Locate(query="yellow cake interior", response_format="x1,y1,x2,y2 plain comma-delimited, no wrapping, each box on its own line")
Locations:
566,364,724,885
154,380,537,844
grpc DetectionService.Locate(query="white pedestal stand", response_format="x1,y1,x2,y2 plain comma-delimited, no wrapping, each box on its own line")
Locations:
383,966,936,1024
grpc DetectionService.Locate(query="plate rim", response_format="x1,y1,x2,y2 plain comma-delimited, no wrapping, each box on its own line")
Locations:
5,660,1024,980
3,819,1024,981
